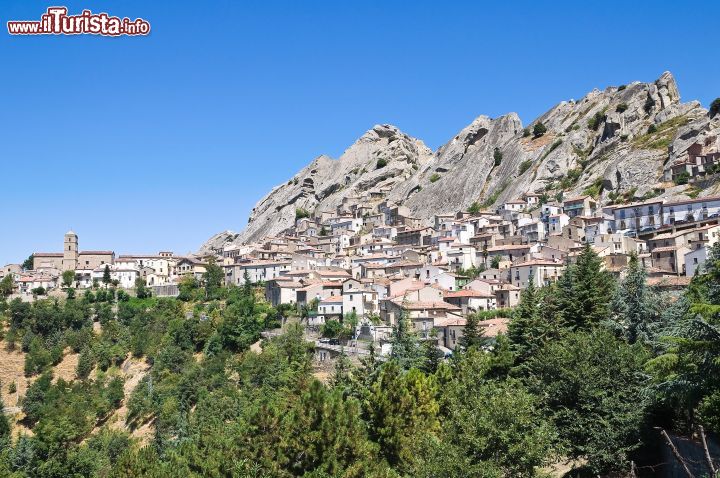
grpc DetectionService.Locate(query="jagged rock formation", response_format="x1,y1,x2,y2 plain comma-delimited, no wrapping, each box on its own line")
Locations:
227,125,434,244
200,72,720,253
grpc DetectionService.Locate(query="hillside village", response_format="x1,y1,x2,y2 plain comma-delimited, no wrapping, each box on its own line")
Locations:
4,165,720,356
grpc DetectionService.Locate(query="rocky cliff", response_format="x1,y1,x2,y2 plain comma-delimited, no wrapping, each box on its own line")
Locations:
200,72,719,253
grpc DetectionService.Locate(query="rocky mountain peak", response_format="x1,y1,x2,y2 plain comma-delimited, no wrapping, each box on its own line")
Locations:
199,72,719,253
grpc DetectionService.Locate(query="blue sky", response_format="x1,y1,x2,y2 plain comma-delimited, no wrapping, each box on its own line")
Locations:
1,0,718,265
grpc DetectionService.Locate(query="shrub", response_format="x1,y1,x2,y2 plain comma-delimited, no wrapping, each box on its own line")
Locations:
376,158,388,169
647,124,657,134
615,103,628,113
633,115,689,150
518,160,533,175
522,128,531,137
560,168,583,189
587,111,606,130
493,147,503,166
674,171,691,185
540,140,563,161
617,84,627,91
532,122,547,137
644,95,655,113
583,178,604,199
710,98,720,118
295,208,310,220
468,202,481,214
429,173,441,183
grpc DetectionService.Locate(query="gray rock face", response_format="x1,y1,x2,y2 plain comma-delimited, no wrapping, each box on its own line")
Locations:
221,125,433,246
200,72,720,252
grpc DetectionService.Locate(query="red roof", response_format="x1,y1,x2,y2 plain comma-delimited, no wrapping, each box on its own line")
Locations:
445,290,494,299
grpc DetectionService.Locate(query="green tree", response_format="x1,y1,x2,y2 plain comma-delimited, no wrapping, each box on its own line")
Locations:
177,275,199,302
22,372,53,426
532,122,547,137
390,309,423,370
62,270,75,289
507,277,544,362
134,277,151,299
444,377,555,476
202,258,224,300
0,382,10,445
321,319,343,338
646,242,720,430
490,255,501,269
421,337,444,374
468,201,481,214
556,243,615,330
0,275,13,298
367,362,439,471
102,265,111,286
458,313,485,351
76,349,94,380
278,380,378,476
22,254,34,271
526,328,648,474
611,253,660,343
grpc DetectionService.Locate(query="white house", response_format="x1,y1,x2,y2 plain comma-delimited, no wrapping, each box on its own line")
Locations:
662,196,720,226
611,199,663,234
510,259,564,289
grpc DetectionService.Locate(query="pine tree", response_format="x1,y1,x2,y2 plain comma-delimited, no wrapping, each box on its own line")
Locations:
330,349,353,392
458,313,484,351
390,308,423,370
611,253,657,343
507,276,541,362
421,338,443,374
557,243,615,330
367,362,440,470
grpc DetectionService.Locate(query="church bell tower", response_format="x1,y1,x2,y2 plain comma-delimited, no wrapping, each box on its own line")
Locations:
62,230,78,271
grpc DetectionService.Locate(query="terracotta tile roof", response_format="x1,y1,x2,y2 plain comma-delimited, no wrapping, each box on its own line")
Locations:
390,299,461,310
646,276,692,287
319,297,343,304
478,318,510,337
651,246,679,252
445,290,495,299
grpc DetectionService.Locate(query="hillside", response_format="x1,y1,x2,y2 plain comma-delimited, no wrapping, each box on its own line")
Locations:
201,71,720,252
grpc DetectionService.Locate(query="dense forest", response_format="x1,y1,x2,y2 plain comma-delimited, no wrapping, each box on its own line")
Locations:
1,244,720,477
